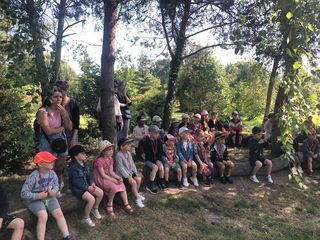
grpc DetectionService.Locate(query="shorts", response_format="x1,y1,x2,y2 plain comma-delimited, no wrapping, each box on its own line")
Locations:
2,215,16,229
249,157,267,167
28,197,61,214
71,190,86,199
163,162,181,171
123,173,137,186
212,160,231,168
145,161,158,169
38,132,68,157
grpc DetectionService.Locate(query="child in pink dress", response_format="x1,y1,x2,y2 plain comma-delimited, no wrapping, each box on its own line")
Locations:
93,140,133,217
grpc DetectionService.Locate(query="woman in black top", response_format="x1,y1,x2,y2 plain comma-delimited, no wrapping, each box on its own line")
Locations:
116,81,132,139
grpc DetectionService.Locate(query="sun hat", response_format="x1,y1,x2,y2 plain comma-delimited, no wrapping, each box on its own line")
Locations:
100,140,114,152
194,113,201,119
137,115,147,121
34,152,57,164
69,145,89,158
201,110,209,116
214,131,225,140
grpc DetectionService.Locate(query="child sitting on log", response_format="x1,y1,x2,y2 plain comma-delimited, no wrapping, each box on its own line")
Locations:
68,145,104,227
21,152,73,240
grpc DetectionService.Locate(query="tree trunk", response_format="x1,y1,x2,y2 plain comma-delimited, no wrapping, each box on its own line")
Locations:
264,55,281,118
51,0,66,85
100,0,118,143
162,0,191,130
25,0,49,103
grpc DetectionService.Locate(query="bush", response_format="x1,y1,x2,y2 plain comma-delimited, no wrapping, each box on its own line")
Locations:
0,80,34,175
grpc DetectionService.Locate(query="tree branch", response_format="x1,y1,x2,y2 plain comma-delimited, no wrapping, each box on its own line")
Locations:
160,7,174,58
62,33,77,38
62,19,85,34
185,21,237,39
182,43,235,60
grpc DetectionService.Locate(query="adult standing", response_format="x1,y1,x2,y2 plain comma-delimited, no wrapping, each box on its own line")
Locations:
55,81,80,148
116,81,132,139
36,87,73,189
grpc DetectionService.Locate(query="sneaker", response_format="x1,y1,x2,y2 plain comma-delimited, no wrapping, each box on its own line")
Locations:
250,175,260,183
182,177,189,187
135,198,145,208
267,175,274,184
91,208,102,219
146,183,158,194
138,194,145,201
297,166,304,174
219,176,227,184
191,177,199,187
81,217,95,227
225,176,233,184
63,235,74,240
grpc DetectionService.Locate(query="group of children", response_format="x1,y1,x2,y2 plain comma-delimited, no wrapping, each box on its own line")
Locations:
5,110,320,240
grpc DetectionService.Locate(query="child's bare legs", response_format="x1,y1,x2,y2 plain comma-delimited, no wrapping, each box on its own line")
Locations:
252,161,263,176
135,174,142,192
51,208,70,238
35,210,48,240
264,159,272,175
225,161,234,177
191,161,197,178
129,177,141,198
216,162,225,178
149,164,158,181
156,161,164,179
82,192,95,218
176,168,182,182
7,218,24,240
181,161,187,179
164,168,170,182
120,191,129,205
308,157,313,174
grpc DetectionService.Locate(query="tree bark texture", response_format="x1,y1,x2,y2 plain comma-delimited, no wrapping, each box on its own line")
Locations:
100,0,118,143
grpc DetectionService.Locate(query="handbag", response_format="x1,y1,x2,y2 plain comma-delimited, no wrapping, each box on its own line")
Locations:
50,137,68,154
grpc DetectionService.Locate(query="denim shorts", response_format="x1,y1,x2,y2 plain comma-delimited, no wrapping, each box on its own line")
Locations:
163,162,181,171
145,160,163,169
38,132,68,157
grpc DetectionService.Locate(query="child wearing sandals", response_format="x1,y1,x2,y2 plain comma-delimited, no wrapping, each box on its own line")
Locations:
177,127,199,187
0,186,24,240
162,134,182,188
68,145,104,227
211,132,234,184
20,152,72,240
93,140,133,217
248,127,274,183
116,138,145,208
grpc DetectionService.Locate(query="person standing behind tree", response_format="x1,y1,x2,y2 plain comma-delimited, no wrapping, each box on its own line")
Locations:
116,81,132,139
55,81,80,148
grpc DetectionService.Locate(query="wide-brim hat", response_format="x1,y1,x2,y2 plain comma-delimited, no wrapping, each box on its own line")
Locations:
34,152,57,164
100,140,114,152
164,134,176,142
69,145,89,158
214,131,225,140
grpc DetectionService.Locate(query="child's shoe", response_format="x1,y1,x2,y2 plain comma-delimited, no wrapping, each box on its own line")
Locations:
146,182,158,194
177,181,182,188
182,177,189,187
297,166,304,174
267,175,274,184
138,194,145,201
164,181,169,188
91,208,102,219
219,176,227,184
250,175,260,183
225,176,233,184
63,235,74,240
190,177,199,187
81,217,95,227
136,198,144,208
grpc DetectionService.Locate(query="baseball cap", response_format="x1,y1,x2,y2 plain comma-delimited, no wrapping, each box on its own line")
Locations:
152,115,162,122
118,138,134,147
194,113,201,119
149,125,161,132
34,152,57,164
179,127,190,135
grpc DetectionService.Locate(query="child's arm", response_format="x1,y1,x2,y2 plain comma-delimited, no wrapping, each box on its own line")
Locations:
21,174,41,201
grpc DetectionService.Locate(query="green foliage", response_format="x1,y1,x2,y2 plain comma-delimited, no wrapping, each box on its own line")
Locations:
0,71,33,175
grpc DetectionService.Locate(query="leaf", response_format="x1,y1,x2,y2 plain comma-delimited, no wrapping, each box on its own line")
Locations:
307,24,314,32
292,61,302,70
286,11,293,20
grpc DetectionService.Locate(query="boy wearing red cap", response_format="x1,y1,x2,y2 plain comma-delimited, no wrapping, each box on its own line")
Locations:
162,134,182,188
21,152,72,240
